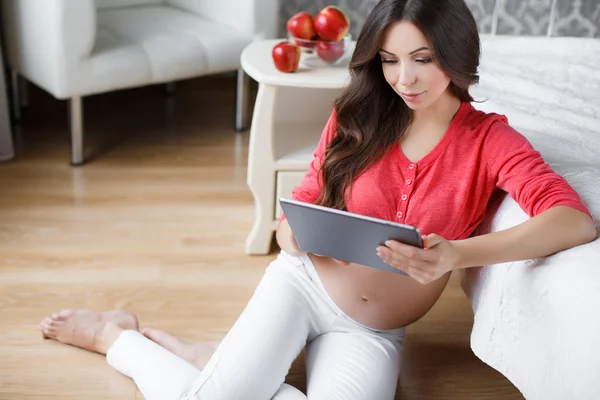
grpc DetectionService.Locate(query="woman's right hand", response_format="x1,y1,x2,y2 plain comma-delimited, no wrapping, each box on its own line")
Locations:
276,218,303,256
287,224,302,254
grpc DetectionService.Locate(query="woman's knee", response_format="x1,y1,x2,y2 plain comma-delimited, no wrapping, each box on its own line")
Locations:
305,333,402,400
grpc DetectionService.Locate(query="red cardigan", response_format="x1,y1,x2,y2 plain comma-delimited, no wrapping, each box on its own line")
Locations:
282,101,592,240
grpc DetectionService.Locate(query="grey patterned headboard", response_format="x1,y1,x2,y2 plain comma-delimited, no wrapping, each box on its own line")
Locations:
279,0,600,38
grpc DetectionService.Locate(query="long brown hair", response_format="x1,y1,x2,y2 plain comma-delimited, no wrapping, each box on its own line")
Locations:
316,0,481,210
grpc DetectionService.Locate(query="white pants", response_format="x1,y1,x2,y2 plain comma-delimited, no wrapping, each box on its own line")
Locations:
106,251,406,400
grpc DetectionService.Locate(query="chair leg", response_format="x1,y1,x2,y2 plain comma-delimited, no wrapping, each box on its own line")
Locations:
19,78,28,108
165,82,176,96
69,96,84,166
0,66,15,161
10,70,21,121
235,68,251,132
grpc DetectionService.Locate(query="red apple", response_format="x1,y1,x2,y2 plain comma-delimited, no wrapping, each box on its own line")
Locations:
287,11,316,40
314,6,350,42
316,39,345,63
272,41,301,73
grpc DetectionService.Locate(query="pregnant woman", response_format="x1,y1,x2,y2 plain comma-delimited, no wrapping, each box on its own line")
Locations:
39,0,596,399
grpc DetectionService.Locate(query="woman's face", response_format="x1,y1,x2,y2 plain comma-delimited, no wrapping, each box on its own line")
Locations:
379,20,452,111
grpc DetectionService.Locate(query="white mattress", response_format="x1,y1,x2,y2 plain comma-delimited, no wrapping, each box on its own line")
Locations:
461,35,600,399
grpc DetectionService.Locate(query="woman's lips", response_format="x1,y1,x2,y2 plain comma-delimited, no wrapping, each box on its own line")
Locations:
401,91,424,102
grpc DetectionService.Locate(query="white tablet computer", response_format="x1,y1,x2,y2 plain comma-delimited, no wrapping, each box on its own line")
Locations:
279,198,423,276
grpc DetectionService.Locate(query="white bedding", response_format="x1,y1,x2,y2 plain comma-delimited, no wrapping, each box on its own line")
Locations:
461,35,600,399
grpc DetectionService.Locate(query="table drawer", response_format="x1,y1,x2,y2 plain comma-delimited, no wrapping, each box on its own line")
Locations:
275,171,306,219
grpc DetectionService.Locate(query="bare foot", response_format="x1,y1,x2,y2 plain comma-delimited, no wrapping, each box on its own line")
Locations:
40,309,139,355
141,327,220,369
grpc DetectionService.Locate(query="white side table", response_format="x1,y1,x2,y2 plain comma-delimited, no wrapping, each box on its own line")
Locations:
241,39,352,254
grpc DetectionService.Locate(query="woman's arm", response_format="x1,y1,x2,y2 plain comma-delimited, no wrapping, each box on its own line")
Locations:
454,206,596,269
379,119,597,284
378,206,596,284
276,218,302,255
452,121,597,269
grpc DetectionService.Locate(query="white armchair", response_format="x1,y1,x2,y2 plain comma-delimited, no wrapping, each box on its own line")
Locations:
1,0,279,165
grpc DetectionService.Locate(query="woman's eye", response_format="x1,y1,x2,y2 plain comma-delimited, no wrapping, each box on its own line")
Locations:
416,58,432,64
381,59,397,64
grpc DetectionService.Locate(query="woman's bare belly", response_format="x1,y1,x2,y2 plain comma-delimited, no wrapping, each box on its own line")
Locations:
310,254,451,330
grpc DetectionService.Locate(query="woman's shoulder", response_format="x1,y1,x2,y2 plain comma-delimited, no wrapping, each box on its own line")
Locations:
460,102,535,151
460,102,510,133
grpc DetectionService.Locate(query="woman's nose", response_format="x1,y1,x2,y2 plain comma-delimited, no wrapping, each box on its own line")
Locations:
398,65,416,87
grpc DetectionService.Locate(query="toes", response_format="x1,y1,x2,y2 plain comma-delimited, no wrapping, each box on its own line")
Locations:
56,309,74,321
47,309,71,322
40,320,48,338
41,319,57,339
44,325,57,335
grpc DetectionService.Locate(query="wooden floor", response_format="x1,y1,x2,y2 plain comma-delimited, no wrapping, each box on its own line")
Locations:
0,74,523,399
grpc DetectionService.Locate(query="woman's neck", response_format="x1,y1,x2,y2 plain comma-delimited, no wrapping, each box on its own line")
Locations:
410,90,462,128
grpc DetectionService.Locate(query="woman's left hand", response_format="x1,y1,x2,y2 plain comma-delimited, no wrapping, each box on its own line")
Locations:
376,234,463,284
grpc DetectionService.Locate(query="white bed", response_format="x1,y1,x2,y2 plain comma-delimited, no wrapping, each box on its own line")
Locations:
461,35,600,399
